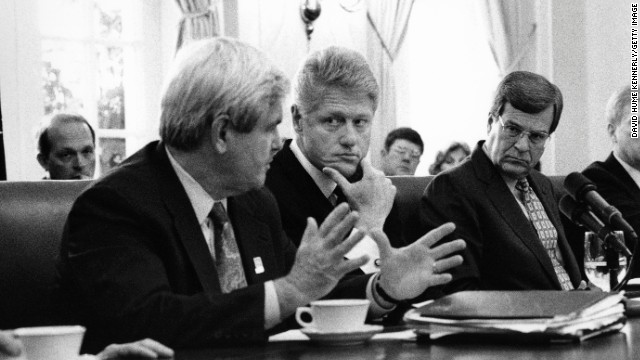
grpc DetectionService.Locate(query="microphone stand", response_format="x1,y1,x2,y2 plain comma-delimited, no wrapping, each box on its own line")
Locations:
612,232,638,291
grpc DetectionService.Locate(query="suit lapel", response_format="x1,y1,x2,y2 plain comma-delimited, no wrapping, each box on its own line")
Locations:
472,145,560,286
152,143,222,297
606,153,640,195
278,141,335,217
227,194,279,284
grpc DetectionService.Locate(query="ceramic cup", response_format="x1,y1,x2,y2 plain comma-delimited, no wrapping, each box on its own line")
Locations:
295,299,370,332
12,325,85,360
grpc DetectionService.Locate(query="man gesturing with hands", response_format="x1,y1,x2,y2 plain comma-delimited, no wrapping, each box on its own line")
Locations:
57,38,465,353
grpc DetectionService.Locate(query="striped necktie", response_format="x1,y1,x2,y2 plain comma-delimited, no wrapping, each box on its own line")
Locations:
515,178,574,290
209,202,248,293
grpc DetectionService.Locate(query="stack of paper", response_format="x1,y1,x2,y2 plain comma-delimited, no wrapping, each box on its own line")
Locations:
404,291,626,342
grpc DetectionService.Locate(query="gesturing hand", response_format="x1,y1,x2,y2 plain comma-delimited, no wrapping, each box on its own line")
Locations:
372,223,465,300
323,158,395,233
95,338,174,359
276,203,369,315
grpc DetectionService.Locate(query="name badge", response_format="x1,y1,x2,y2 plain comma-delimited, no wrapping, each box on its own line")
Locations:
253,257,265,274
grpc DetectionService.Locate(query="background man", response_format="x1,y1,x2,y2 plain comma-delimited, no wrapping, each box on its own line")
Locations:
380,127,424,176
421,71,583,293
57,37,465,352
36,113,96,180
266,47,406,259
583,85,640,273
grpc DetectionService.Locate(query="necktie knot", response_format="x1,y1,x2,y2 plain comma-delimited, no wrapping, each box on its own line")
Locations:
515,178,531,203
210,202,229,228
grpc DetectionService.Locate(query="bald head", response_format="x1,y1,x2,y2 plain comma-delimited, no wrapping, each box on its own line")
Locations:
37,114,96,180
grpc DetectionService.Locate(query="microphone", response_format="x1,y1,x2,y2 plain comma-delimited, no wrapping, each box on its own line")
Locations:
564,172,638,244
559,195,632,257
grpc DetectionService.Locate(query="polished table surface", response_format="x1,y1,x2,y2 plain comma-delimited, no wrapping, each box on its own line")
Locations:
165,317,640,360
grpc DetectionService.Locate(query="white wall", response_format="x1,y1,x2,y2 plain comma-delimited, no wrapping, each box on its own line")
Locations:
548,0,630,175
236,0,368,140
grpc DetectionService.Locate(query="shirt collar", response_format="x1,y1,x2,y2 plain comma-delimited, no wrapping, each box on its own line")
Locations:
614,152,640,189
166,146,223,226
290,139,337,198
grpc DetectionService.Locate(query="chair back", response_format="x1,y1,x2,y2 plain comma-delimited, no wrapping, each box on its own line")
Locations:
0,180,91,328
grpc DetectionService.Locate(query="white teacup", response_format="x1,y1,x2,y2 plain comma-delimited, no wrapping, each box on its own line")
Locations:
12,325,85,360
295,299,370,333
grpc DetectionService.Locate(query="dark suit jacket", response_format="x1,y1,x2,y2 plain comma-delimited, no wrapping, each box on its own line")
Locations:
266,139,406,248
56,141,370,352
420,141,582,293
583,153,640,275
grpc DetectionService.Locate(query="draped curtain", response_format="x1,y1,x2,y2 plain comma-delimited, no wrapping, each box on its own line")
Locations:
175,0,220,50
477,0,538,77
365,0,414,168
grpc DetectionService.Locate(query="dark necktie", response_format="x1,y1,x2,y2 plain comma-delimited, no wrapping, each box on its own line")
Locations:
328,186,347,207
209,202,247,293
515,178,573,290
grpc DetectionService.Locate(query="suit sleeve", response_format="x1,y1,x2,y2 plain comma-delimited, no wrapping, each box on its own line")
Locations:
420,175,483,293
61,186,267,352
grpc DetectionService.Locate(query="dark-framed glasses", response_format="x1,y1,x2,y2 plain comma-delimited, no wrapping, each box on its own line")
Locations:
498,115,550,147
391,146,421,161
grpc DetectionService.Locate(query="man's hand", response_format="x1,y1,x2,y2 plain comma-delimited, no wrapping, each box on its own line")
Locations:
94,338,174,359
323,158,395,233
372,223,465,300
275,203,368,317
0,331,21,357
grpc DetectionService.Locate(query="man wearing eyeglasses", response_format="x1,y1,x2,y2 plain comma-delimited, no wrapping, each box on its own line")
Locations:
420,71,584,293
380,127,424,176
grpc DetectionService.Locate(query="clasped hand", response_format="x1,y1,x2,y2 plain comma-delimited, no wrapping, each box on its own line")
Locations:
322,158,395,233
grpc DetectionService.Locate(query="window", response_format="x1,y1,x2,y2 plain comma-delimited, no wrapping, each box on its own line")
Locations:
395,0,500,175
38,0,162,176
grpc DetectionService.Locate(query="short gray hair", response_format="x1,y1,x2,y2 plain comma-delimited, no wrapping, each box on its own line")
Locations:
605,85,631,128
160,37,289,150
294,46,378,114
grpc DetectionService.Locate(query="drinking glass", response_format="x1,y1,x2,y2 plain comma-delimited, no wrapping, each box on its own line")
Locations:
584,231,628,291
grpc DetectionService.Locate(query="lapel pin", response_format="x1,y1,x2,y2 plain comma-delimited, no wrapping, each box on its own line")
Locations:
253,257,265,274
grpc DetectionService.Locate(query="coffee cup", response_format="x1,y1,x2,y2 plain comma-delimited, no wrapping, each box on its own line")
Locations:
12,325,85,360
295,299,370,332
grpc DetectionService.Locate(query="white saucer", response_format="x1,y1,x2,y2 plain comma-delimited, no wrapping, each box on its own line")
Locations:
300,325,383,346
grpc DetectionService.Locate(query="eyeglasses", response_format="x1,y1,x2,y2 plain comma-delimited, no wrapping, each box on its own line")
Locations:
391,146,421,161
497,115,550,147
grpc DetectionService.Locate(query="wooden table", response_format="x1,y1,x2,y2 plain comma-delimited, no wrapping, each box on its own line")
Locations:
168,317,640,360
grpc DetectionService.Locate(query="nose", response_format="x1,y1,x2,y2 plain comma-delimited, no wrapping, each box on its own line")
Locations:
339,123,357,148
272,128,283,153
74,153,93,169
513,132,531,152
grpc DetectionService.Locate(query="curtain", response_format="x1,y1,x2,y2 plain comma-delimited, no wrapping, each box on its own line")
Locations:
477,0,538,77
175,0,220,50
365,0,414,168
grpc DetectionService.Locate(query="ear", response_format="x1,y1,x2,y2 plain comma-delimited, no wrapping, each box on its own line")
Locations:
36,153,49,171
607,123,618,144
210,114,231,153
291,105,303,134
487,114,494,134
380,148,388,157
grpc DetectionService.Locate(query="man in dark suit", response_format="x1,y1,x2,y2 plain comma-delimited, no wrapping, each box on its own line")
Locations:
266,47,406,275
57,38,465,352
583,85,640,274
421,71,584,293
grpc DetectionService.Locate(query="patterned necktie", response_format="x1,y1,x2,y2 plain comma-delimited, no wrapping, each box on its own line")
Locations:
209,202,247,293
515,178,574,290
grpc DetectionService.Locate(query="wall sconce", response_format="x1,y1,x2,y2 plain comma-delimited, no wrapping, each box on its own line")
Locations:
300,0,321,41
